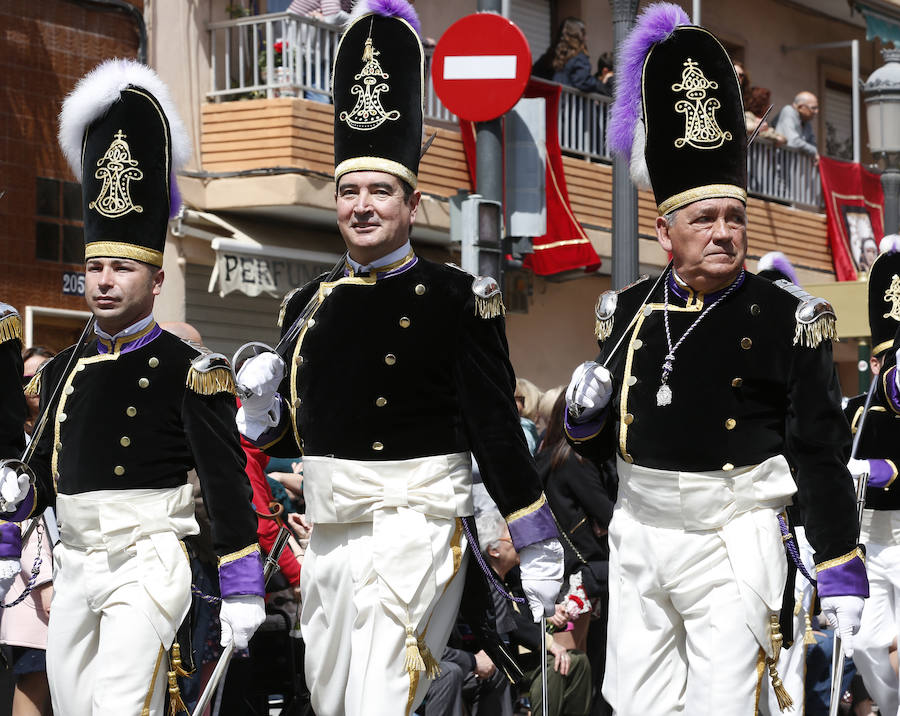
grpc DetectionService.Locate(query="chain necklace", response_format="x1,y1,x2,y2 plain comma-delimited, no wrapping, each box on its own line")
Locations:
656,269,744,407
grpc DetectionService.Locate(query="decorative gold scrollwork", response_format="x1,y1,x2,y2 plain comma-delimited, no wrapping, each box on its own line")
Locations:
89,130,144,218
883,274,900,321
671,58,732,150
339,37,401,132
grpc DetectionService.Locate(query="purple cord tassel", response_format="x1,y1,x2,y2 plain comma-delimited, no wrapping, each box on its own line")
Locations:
779,514,816,587
461,517,525,604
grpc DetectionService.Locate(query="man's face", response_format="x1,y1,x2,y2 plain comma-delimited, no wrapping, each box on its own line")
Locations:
795,94,819,122
656,197,748,292
84,257,163,334
335,171,421,265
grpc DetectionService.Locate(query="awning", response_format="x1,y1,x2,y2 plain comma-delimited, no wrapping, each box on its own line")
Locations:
856,2,900,45
171,209,342,298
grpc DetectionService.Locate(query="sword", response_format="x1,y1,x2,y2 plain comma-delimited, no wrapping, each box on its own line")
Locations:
540,616,549,716
191,526,293,716
231,253,347,398
828,376,878,716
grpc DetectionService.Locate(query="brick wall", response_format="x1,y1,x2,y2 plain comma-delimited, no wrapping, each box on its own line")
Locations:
0,1,142,351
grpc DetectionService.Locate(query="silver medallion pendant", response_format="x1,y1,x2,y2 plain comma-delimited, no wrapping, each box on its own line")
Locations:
656,383,672,407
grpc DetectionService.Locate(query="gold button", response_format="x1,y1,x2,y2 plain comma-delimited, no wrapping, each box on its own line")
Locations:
372,441,384,451
293,398,302,409
725,418,736,430
126,406,137,417
632,339,643,350
148,357,159,368
76,364,85,372
750,304,761,316
722,462,734,471
740,338,752,350
623,453,634,464
415,284,426,295
114,465,125,476
120,436,131,447
375,397,388,407
626,376,637,387
385,354,397,366
58,413,67,422
65,385,74,395
624,413,634,425
731,378,743,388
399,317,411,328
323,287,333,297
643,306,653,317
295,355,304,365
138,378,150,388
55,442,62,451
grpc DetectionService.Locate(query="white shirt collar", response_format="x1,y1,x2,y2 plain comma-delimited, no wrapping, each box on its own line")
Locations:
347,241,412,274
94,313,154,342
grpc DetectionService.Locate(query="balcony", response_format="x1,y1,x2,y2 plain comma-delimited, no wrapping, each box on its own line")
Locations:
200,12,831,275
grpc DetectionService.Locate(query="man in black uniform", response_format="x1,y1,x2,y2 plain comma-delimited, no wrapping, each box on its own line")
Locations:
844,248,900,713
562,5,867,714
0,59,265,715
235,1,562,713
0,303,26,600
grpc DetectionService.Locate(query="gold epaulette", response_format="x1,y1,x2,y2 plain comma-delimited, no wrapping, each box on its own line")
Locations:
277,287,302,329
24,368,43,398
0,308,22,345
186,351,237,396
594,290,618,342
472,275,505,319
773,279,838,348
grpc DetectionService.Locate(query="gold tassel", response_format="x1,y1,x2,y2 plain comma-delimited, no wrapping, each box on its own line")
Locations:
186,366,237,396
793,314,837,348
170,643,194,677
24,371,41,398
594,315,613,342
403,625,426,674
167,665,190,715
0,313,22,344
804,612,817,645
770,614,783,663
475,293,506,319
767,657,794,711
417,635,441,679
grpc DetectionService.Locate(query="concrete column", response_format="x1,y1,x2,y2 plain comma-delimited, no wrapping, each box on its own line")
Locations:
882,168,900,235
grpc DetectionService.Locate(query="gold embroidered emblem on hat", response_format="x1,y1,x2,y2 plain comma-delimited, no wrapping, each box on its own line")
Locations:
339,32,401,131
89,129,144,218
883,274,900,321
671,58,732,150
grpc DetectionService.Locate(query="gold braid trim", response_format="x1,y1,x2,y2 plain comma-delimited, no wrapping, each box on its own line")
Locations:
186,365,237,396
793,314,837,348
475,293,506,319
23,371,41,398
218,543,261,567
0,313,21,344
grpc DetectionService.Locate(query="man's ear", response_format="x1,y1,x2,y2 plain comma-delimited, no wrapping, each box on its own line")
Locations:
656,216,673,254
152,269,165,297
407,189,422,226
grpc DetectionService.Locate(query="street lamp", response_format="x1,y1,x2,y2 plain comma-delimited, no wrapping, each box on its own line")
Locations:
864,48,900,234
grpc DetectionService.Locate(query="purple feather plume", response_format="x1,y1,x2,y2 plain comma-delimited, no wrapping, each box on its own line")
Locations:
169,170,182,220
607,3,690,159
354,0,420,35
758,251,799,284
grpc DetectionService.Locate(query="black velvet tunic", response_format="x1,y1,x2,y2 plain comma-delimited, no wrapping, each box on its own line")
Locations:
0,306,25,460
845,392,900,510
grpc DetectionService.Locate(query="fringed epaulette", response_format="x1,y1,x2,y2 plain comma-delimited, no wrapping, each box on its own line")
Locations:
24,360,49,398
774,279,838,348
594,291,618,342
277,287,302,329
0,303,22,345
472,275,505,319
186,350,237,396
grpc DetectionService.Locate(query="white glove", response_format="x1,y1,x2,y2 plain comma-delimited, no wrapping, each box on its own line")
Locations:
236,352,285,440
820,595,865,658
519,538,564,621
846,458,870,479
0,466,31,513
565,361,613,423
220,594,266,649
0,557,19,602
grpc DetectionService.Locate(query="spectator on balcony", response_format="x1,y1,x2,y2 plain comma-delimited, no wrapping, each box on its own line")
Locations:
287,0,353,23
775,91,819,161
532,18,604,95
745,87,785,145
734,61,750,100
595,52,614,96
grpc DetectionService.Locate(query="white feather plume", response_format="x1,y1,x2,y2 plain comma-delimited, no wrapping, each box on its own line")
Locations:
629,118,652,189
58,58,191,182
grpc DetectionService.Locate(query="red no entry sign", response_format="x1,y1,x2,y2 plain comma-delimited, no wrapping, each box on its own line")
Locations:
432,13,532,122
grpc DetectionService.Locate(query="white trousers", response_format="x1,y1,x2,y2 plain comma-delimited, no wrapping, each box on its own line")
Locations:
300,516,468,716
46,487,196,716
604,457,795,716
759,526,816,716
853,510,900,715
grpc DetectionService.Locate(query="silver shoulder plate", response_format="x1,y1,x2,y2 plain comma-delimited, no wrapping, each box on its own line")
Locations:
773,279,836,324
595,290,618,321
472,275,501,300
190,351,232,373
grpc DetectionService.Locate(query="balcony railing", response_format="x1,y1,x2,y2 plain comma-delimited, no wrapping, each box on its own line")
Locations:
207,12,822,209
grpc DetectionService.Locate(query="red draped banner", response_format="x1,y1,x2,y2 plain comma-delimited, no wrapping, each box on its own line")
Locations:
459,79,601,276
819,156,885,281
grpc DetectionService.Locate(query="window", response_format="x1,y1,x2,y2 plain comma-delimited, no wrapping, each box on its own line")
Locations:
35,177,83,264
824,80,853,160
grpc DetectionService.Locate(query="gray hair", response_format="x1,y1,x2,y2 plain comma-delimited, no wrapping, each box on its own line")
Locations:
474,505,508,555
662,209,679,227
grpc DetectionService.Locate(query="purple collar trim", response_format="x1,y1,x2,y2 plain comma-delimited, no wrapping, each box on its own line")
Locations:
668,270,745,305
97,322,162,355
